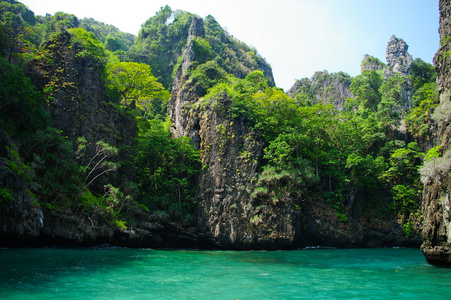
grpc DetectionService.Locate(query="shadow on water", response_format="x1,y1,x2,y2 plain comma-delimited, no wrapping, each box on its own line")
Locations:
0,247,147,290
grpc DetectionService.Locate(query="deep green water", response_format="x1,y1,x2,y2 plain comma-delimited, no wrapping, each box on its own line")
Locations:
0,247,449,299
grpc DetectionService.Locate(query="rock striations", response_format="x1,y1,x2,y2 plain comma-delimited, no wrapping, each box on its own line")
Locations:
383,35,413,78
170,17,420,249
0,28,214,249
169,17,299,249
421,0,451,266
383,35,414,110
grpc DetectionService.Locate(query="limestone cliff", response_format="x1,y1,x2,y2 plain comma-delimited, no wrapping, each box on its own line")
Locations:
287,71,352,111
383,35,414,110
37,30,136,157
170,17,419,249
0,28,216,249
170,17,301,248
383,35,413,79
0,129,43,245
421,0,451,266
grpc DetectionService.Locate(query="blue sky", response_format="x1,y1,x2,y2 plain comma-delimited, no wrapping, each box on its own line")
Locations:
20,0,440,91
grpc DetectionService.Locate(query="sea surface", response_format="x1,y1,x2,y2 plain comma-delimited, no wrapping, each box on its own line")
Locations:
0,247,449,299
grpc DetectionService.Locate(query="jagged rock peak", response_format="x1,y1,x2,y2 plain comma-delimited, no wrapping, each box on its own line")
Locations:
188,15,205,40
383,35,413,78
360,54,386,73
382,35,414,110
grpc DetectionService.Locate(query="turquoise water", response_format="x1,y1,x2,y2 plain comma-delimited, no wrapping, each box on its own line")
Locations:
0,248,449,299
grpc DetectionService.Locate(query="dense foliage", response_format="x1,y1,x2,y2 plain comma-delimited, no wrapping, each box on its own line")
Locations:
0,0,135,64
198,59,437,233
135,119,200,223
0,0,441,236
127,6,274,90
0,1,198,227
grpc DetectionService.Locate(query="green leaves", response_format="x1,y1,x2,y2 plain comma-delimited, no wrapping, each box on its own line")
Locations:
67,28,106,61
105,61,170,114
135,120,201,222
350,70,383,112
192,37,213,63
0,56,49,138
188,60,227,93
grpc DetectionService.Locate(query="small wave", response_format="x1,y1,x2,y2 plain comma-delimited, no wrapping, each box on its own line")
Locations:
302,246,336,250
91,244,124,250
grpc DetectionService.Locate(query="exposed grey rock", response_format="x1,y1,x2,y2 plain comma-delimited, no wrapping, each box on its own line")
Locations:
42,31,136,153
169,18,420,249
168,16,205,143
188,15,205,40
383,35,414,110
421,0,451,266
384,35,413,78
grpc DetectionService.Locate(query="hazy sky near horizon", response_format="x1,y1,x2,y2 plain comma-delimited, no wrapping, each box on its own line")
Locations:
20,0,440,91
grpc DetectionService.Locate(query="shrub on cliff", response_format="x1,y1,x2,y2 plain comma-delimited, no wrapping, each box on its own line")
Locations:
135,120,201,223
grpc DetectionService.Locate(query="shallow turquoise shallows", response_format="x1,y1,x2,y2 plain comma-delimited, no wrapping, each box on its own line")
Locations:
0,247,449,299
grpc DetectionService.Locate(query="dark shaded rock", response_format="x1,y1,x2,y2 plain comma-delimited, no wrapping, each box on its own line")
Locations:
0,129,43,246
36,207,217,249
168,16,420,250
421,0,451,266
38,31,136,151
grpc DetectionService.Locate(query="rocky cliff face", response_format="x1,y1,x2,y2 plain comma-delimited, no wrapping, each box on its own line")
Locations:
383,35,414,110
169,16,205,141
287,71,352,111
38,31,136,155
421,0,451,266
0,129,43,245
169,17,302,248
383,35,413,78
0,28,218,249
169,17,420,250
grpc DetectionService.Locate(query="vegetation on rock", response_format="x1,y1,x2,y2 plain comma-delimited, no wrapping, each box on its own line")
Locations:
0,0,443,249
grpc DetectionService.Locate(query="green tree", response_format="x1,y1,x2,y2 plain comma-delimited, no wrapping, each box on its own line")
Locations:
0,11,32,63
135,120,200,222
106,61,170,111
0,56,48,137
350,70,383,112
411,58,436,90
383,142,423,215
405,82,439,141
82,141,119,188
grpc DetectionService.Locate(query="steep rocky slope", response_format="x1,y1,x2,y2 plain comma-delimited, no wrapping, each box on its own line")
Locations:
0,130,43,244
0,28,215,249
421,0,451,266
170,17,420,249
1,3,430,250
129,6,275,90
